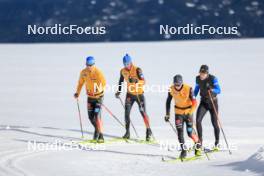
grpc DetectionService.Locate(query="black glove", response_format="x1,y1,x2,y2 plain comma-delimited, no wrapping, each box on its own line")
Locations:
97,97,103,104
115,91,121,98
74,93,79,99
206,83,212,91
164,115,170,122
129,77,138,83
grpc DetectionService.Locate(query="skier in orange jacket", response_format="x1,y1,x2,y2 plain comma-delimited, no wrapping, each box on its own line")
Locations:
115,54,153,141
165,74,201,159
74,56,106,143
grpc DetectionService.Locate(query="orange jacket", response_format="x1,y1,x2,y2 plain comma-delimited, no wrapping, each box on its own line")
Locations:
76,66,106,99
169,84,197,115
121,64,145,95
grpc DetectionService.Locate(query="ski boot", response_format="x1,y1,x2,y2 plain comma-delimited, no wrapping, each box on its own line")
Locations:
180,150,187,160
93,130,99,141
146,128,153,142
212,143,220,152
195,148,202,156
122,131,130,139
195,143,202,156
97,133,104,143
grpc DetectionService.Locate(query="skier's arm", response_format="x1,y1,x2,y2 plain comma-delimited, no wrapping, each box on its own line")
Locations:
189,88,197,114
98,70,106,93
76,71,85,95
212,77,221,94
194,78,200,97
136,68,145,80
166,92,172,115
117,71,124,92
136,68,145,85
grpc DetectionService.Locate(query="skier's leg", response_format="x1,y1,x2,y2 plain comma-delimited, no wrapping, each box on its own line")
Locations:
209,99,220,146
196,103,208,144
94,98,104,142
186,114,201,156
175,115,186,158
123,94,135,138
87,98,98,140
136,94,150,128
186,115,199,143
136,94,152,141
175,115,184,148
87,99,96,127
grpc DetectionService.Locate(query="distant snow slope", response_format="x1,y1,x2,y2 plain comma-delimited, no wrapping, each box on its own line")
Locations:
0,39,264,176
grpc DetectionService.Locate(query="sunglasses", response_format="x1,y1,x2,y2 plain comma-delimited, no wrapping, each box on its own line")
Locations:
174,84,182,87
86,64,94,67
124,63,131,67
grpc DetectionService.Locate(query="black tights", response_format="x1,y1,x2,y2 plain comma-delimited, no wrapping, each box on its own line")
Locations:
175,114,198,150
196,100,220,145
125,93,147,130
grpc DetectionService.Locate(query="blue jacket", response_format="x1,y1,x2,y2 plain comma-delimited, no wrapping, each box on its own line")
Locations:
194,75,221,98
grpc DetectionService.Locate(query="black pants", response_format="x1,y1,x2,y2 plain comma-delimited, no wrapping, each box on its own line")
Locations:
175,114,197,150
125,93,147,130
87,97,103,132
196,99,220,145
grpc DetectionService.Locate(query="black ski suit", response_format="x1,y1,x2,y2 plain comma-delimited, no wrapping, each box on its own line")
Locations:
194,74,221,146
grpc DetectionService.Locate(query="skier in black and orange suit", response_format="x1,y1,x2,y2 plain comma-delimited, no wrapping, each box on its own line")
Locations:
165,74,201,159
74,56,106,143
115,54,153,141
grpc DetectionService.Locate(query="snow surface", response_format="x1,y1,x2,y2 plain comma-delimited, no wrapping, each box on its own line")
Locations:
0,39,264,176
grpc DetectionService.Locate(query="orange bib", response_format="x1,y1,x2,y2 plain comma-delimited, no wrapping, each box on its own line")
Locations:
121,65,145,95
170,84,193,115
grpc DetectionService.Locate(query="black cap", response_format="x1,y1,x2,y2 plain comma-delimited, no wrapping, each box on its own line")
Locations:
199,65,209,73
173,74,183,85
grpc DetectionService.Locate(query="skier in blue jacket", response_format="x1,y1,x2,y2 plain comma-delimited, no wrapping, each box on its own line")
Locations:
194,65,221,150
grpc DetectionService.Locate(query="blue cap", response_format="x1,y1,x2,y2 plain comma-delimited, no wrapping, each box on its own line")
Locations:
123,54,132,66
86,56,95,66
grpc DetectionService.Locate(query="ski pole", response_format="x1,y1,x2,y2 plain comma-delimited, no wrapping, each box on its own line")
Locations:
135,94,156,141
101,104,125,128
76,99,84,138
208,90,232,155
168,120,177,135
118,97,139,138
